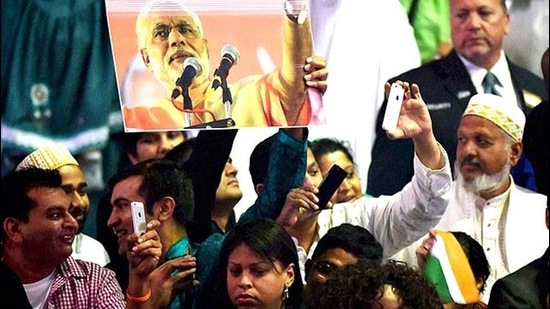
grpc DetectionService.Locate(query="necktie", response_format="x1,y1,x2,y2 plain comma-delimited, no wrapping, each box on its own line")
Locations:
482,71,501,96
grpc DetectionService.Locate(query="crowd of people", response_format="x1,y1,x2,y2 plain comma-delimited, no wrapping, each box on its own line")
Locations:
1,0,549,308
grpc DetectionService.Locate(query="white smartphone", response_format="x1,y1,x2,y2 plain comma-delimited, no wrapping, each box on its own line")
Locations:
382,83,405,131
131,201,147,235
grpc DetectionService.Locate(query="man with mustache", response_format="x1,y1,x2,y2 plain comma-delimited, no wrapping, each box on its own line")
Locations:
392,93,548,303
16,144,110,267
1,167,163,309
123,0,326,129
368,0,548,197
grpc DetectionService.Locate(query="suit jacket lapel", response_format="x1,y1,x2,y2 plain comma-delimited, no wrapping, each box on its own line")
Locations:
436,51,477,111
506,57,535,113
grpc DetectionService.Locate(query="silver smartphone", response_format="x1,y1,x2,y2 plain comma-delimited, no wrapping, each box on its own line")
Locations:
131,201,147,235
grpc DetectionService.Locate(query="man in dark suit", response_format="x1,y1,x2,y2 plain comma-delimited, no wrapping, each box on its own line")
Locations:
367,0,548,196
488,200,549,308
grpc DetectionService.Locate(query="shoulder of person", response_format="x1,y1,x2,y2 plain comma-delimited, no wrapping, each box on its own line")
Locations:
61,256,116,279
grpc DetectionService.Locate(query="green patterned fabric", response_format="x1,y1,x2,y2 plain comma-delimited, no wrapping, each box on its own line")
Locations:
1,0,122,174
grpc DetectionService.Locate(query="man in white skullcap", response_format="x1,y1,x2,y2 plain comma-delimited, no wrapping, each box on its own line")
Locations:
16,144,110,266
392,93,548,304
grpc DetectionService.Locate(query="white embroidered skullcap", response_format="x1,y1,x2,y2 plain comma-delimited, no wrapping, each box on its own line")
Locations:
15,144,79,171
462,93,525,141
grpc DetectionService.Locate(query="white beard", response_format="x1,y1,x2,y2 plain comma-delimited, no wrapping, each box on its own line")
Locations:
455,161,511,194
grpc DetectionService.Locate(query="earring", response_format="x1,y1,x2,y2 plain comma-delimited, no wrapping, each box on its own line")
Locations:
283,285,290,300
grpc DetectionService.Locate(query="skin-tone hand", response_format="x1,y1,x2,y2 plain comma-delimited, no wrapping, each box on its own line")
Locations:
415,228,438,271
304,56,328,95
147,254,199,308
276,185,320,228
127,219,163,278
386,81,444,170
126,220,162,309
276,184,330,253
384,81,431,141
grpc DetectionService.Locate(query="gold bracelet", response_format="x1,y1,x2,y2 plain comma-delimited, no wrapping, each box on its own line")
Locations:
126,288,152,303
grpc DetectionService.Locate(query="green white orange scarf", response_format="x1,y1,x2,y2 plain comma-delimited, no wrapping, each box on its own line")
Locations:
423,230,480,304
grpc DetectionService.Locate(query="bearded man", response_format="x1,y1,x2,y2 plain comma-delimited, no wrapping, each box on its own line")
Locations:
392,93,548,303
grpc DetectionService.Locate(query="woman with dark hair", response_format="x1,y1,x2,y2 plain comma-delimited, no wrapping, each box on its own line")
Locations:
309,138,364,204
213,218,303,309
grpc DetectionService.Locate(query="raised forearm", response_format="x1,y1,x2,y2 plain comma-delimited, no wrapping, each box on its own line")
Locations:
126,273,153,309
238,128,307,223
277,13,314,125
412,132,445,170
185,129,238,243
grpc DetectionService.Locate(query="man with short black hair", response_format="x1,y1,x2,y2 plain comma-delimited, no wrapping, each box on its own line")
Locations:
16,144,110,267
302,224,383,305
1,168,161,309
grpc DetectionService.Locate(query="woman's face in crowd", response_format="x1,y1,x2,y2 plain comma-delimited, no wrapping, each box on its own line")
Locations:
226,243,295,309
317,150,362,204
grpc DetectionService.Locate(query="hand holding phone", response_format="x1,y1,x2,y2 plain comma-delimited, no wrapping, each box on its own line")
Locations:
382,83,405,131
316,164,347,209
172,244,196,292
131,201,147,235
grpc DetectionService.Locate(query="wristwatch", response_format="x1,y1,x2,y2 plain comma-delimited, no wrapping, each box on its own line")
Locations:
284,0,307,24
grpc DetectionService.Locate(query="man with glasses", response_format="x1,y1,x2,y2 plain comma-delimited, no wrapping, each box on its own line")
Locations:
302,224,383,304
123,0,326,129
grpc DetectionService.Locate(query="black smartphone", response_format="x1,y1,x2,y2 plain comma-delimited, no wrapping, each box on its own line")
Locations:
316,164,347,209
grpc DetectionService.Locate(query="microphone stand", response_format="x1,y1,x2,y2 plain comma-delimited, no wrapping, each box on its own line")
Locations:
182,87,193,128
221,77,232,119
185,75,236,129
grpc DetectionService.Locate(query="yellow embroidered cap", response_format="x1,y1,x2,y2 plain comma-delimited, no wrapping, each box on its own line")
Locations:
462,93,525,142
15,144,79,171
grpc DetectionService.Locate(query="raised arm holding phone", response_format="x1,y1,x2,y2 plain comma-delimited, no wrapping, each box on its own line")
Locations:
276,81,451,277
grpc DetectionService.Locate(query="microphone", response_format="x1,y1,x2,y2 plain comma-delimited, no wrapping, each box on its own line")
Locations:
171,57,202,100
211,44,240,90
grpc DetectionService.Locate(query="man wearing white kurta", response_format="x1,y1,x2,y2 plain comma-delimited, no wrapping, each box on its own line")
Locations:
275,82,452,280
392,93,548,303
